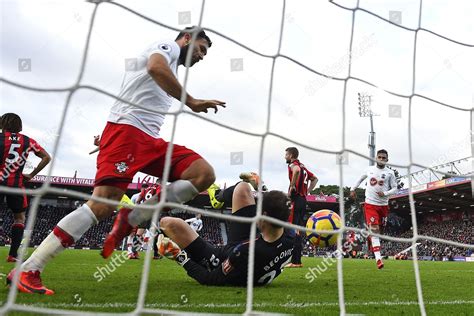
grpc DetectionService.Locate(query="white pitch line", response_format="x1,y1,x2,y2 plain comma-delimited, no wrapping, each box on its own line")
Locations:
5,300,473,309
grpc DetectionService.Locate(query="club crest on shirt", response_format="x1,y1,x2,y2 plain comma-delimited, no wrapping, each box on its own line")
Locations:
222,258,234,275
114,162,129,174
381,174,386,179
159,44,171,52
370,177,377,186
370,216,375,223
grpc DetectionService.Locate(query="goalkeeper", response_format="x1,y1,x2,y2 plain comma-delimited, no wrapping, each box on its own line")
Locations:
157,181,293,286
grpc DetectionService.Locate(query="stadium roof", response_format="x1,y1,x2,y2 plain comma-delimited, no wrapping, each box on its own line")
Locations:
389,177,473,215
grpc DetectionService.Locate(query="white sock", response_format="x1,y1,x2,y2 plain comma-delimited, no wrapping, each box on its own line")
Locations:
128,180,199,226
371,236,382,261
22,233,64,273
22,204,98,272
127,235,134,254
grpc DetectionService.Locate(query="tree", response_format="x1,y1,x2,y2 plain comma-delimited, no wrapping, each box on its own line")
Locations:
311,185,364,200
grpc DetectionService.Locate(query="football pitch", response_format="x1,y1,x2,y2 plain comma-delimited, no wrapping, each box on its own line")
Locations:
0,248,473,315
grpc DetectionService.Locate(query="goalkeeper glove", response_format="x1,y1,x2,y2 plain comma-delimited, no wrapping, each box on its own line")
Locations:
156,234,181,259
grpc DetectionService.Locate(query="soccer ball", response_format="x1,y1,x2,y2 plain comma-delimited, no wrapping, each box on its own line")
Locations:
306,210,341,248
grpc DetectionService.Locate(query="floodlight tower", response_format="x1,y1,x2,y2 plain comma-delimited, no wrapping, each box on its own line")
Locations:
358,93,377,166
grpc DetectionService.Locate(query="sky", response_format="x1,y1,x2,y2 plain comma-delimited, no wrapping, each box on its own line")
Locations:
1,0,473,193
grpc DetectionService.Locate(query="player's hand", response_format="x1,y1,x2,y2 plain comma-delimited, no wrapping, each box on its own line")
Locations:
377,191,385,197
350,190,356,199
188,98,226,113
23,173,33,182
93,135,100,147
288,185,296,197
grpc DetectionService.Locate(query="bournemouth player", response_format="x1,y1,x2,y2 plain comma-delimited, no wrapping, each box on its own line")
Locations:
158,181,293,286
284,147,317,268
350,149,398,269
8,27,225,295
0,113,51,263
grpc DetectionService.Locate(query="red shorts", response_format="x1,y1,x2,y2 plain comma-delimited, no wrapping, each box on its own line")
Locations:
95,122,203,191
364,203,389,227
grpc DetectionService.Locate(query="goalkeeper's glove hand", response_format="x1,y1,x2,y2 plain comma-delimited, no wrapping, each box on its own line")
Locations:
156,234,181,259
175,250,190,266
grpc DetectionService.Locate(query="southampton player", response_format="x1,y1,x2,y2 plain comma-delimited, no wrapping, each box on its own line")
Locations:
8,27,225,295
185,213,203,233
157,181,293,286
350,149,398,269
284,147,318,268
0,113,51,262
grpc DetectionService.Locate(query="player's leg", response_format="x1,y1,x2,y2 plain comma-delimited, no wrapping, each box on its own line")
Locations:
152,233,161,259
9,123,148,293
288,196,306,267
9,185,124,295
136,227,146,253
208,182,240,210
6,193,27,262
226,182,257,244
21,185,123,271
363,203,384,269
231,181,255,213
8,212,25,261
373,206,389,268
369,223,383,268
207,183,224,209
126,228,137,259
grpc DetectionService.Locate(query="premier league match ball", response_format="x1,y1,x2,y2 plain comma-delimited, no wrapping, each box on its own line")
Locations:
306,210,341,248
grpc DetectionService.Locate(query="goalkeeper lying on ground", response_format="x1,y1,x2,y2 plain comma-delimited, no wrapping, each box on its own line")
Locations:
157,181,294,286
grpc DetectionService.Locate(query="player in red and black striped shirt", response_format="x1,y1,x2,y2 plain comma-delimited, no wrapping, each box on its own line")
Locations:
0,113,51,262
285,147,318,267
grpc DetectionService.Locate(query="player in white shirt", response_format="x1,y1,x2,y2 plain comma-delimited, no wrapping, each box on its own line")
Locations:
126,184,149,259
10,27,225,295
350,149,398,269
185,214,203,233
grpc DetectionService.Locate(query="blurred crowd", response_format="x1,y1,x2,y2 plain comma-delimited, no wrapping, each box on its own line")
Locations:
302,219,473,260
384,219,473,259
0,204,225,249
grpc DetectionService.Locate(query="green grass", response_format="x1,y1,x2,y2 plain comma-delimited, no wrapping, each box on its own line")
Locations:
0,248,473,315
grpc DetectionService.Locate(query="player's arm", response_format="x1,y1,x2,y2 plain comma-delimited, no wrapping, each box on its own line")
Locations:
196,221,203,232
383,173,399,197
307,170,318,194
136,192,145,204
147,54,225,113
350,174,367,199
289,164,300,195
24,146,51,182
184,218,194,224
